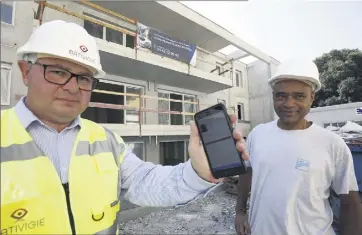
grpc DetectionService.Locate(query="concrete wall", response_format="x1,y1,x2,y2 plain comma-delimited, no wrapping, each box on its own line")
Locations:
197,49,250,124
247,59,279,129
306,102,362,127
122,135,189,164
1,1,38,108
247,60,272,129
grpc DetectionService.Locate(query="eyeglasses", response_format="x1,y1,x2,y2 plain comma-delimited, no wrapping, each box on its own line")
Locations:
32,62,99,91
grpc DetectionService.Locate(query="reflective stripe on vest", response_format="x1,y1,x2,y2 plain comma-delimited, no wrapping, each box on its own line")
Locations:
1,108,126,235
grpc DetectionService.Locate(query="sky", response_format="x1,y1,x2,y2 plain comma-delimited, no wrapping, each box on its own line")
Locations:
181,0,362,63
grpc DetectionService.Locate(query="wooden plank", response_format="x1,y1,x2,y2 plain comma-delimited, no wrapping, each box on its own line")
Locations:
79,0,136,24
44,2,136,36
88,102,195,115
93,89,198,105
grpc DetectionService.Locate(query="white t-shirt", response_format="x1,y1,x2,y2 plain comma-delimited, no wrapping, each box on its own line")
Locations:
246,120,358,235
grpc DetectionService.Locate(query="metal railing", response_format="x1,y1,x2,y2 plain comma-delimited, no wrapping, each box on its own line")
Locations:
88,88,200,136
35,1,233,77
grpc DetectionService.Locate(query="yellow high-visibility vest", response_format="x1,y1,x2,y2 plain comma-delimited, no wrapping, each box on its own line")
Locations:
1,108,126,235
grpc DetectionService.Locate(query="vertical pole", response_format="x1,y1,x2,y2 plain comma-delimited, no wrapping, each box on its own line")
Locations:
267,62,275,122
138,93,142,137
37,1,46,25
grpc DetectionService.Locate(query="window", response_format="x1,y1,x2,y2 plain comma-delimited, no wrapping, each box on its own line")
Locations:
83,13,135,48
126,34,135,49
106,27,123,45
84,20,103,39
184,95,196,125
158,93,170,125
1,1,14,25
160,141,188,166
81,81,143,124
240,71,243,87
170,93,183,125
1,63,12,105
235,70,243,87
125,142,144,160
125,86,142,124
237,103,245,121
158,91,196,125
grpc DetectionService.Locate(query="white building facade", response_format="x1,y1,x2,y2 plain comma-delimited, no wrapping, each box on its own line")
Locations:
1,1,277,164
307,102,362,128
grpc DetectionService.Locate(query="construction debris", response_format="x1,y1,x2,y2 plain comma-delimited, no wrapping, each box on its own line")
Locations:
119,185,238,235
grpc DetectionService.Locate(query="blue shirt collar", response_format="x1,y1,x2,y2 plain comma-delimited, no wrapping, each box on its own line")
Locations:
14,96,81,130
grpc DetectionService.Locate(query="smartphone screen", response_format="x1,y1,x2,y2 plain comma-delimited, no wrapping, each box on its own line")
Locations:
195,103,246,178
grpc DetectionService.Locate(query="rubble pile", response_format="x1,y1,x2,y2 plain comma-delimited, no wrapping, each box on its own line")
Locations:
119,186,238,235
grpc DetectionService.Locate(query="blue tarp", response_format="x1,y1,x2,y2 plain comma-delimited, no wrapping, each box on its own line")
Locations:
348,144,362,192
330,144,362,232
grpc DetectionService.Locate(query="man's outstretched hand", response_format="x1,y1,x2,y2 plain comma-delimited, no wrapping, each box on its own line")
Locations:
188,113,249,183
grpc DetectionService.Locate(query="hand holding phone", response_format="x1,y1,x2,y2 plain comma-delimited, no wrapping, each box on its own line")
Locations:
193,103,248,179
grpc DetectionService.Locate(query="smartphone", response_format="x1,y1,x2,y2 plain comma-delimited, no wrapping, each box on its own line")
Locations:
194,102,247,179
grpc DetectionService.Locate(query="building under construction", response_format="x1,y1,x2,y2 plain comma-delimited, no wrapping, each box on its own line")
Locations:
1,1,279,165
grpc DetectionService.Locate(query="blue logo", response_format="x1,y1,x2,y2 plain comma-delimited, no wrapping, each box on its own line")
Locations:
356,108,362,115
295,158,310,172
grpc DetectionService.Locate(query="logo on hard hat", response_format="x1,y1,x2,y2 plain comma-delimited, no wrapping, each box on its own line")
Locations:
80,45,88,52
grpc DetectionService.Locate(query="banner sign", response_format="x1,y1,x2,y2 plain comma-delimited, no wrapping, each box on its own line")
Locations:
136,22,197,66
356,107,362,115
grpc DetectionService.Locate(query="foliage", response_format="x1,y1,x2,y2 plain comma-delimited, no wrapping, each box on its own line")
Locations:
312,49,362,107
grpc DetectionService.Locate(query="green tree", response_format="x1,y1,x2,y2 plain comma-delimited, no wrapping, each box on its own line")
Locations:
312,49,362,107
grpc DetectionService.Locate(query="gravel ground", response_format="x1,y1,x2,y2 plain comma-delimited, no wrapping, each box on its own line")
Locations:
119,186,238,235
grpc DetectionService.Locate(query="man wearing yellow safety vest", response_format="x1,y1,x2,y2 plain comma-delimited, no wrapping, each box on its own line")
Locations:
1,20,249,235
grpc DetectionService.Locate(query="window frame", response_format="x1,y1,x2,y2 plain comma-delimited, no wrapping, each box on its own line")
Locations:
1,63,12,106
1,1,15,26
237,102,245,121
83,12,135,48
235,70,243,88
98,79,145,124
157,89,196,125
125,141,145,160
159,140,188,164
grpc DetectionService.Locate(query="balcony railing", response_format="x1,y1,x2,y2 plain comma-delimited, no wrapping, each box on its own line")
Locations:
36,1,233,79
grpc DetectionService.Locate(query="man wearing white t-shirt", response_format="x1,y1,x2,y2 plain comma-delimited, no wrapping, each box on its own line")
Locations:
234,58,362,235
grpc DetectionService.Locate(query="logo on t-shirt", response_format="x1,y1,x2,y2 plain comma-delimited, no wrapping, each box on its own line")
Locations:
295,158,310,172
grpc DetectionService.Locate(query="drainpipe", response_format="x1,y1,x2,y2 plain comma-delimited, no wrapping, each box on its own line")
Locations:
267,62,274,121
138,93,142,137
229,60,235,112
35,1,46,25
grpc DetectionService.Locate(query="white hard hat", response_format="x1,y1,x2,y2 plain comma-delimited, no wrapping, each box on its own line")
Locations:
16,20,106,78
268,57,321,92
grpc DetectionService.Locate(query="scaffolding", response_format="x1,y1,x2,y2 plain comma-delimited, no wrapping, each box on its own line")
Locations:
31,1,236,136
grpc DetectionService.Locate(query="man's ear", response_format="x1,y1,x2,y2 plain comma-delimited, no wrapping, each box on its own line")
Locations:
311,91,316,102
18,61,30,87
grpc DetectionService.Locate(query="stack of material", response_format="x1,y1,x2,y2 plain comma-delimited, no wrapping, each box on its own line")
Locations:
325,121,362,145
119,186,238,235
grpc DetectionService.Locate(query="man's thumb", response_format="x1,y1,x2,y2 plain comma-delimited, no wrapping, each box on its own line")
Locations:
189,121,200,144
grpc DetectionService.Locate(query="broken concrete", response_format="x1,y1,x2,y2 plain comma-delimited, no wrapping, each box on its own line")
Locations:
118,185,238,234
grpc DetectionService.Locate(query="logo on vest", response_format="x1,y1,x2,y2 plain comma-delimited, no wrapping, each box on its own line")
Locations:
295,158,310,172
11,208,28,221
1,208,45,235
